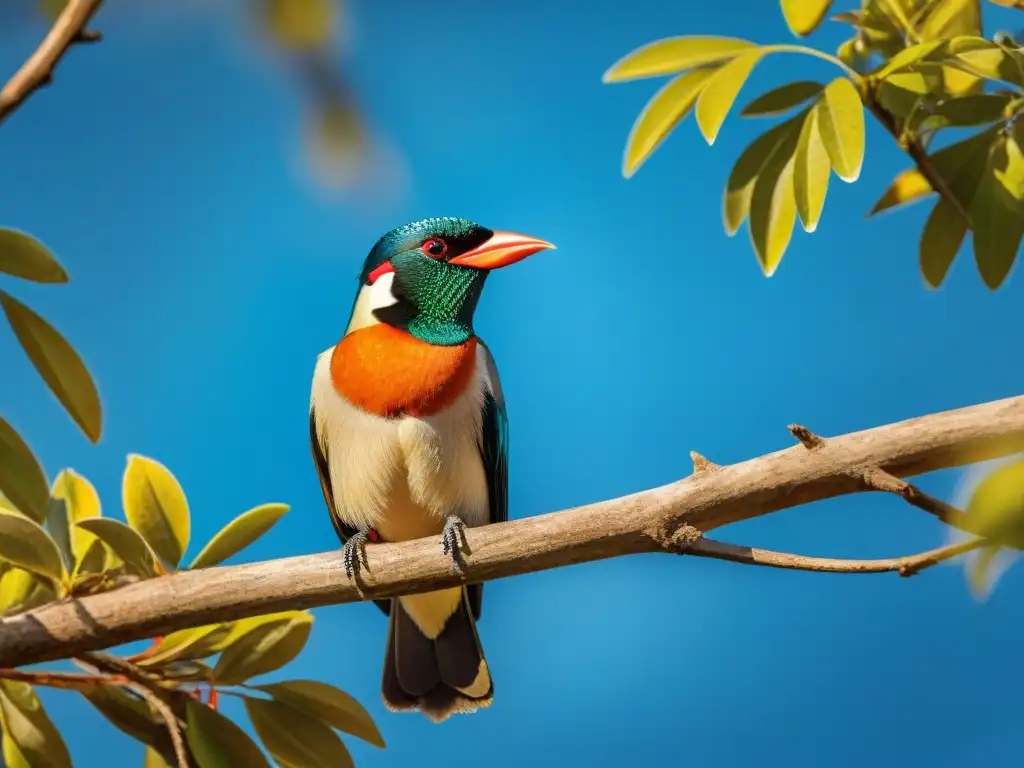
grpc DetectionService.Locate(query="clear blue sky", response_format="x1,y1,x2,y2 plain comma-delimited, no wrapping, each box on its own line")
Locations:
2,1,1023,766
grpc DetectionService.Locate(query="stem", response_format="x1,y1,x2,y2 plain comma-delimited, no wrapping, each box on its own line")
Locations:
765,44,864,84
0,669,110,691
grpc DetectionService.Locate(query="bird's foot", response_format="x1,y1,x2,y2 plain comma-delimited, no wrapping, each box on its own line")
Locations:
342,531,370,581
442,515,470,576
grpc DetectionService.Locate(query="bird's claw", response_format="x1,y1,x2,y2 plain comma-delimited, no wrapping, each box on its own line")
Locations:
442,515,469,576
342,531,370,581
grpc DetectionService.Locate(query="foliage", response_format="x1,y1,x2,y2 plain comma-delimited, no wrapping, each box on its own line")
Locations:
0,456,384,766
604,0,1024,289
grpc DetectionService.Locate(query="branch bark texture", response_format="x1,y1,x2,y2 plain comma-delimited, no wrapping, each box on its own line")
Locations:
1,394,1023,669
0,0,104,125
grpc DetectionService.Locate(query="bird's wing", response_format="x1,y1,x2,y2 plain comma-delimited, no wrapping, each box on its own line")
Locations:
470,340,509,619
310,406,391,616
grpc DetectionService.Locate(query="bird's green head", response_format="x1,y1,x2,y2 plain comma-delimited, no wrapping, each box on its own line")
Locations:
352,217,555,346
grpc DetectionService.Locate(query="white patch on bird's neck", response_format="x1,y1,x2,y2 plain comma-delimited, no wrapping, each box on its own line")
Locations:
346,272,399,335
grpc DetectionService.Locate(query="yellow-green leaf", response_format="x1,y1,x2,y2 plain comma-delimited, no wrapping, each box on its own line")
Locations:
965,545,1009,600
81,685,164,746
621,69,714,178
145,747,173,768
930,93,1012,127
75,517,158,577
245,697,354,768
0,567,54,616
254,680,385,748
262,0,335,51
602,36,757,83
740,81,823,117
875,40,946,78
186,700,270,768
122,454,190,570
213,612,314,685
136,623,233,667
49,468,102,577
0,510,63,584
0,680,72,768
723,116,804,236
749,119,802,275
1,730,31,768
870,169,932,215
919,196,968,288
0,416,49,523
188,503,290,570
695,52,763,145
971,135,1024,289
920,0,981,40
0,229,67,284
964,456,1024,546
816,77,865,182
794,109,830,233
780,0,833,37
0,290,101,442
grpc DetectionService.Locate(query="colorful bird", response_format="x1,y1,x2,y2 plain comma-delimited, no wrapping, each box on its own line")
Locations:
309,217,554,722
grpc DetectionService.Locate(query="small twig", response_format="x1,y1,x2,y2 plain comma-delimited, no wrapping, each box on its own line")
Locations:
788,424,824,449
857,465,973,530
686,536,985,576
690,451,720,473
0,0,105,125
0,668,110,691
124,681,189,768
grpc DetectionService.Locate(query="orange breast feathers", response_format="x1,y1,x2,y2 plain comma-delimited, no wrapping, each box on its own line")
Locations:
330,324,479,418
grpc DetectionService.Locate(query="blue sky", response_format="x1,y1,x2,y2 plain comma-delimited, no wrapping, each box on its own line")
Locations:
2,0,1024,766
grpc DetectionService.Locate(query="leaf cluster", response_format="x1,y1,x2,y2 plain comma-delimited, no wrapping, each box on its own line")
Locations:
604,0,1024,289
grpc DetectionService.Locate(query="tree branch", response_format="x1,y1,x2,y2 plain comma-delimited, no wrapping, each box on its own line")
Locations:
1,394,1023,668
0,0,105,125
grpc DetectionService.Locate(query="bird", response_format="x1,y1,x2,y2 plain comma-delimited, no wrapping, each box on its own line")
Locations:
309,217,555,722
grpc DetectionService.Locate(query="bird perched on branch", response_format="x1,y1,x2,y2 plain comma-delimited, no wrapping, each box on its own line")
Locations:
309,217,554,721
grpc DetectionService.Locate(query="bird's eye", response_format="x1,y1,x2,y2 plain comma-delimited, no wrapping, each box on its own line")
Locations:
421,238,448,259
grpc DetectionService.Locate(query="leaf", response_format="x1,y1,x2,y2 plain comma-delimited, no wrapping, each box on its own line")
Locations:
815,77,865,182
145,747,174,768
602,36,757,83
0,229,67,283
965,544,1005,599
0,415,49,523
749,117,802,275
81,685,164,746
965,457,1024,546
0,510,64,584
870,168,933,215
723,116,803,236
919,196,968,288
920,0,982,40
262,0,335,51
122,454,190,570
212,612,314,685
949,39,1024,88
0,290,102,442
75,517,158,577
780,0,833,37
971,134,1024,289
794,109,830,233
0,567,54,616
0,680,72,768
695,52,763,145
186,699,270,768
621,69,714,178
929,93,1012,128
254,680,385,748
245,697,354,768
136,624,233,667
741,81,823,117
188,503,289,570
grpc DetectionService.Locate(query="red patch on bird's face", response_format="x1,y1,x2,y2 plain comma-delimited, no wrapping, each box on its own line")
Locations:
367,261,395,284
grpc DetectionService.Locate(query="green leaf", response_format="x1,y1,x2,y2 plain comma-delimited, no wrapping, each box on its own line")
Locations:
49,468,102,577
920,0,981,40
0,510,64,584
0,567,54,616
75,517,158,577
80,685,164,746
145,747,174,768
971,134,1024,289
723,116,803,236
875,40,946,78
0,229,67,283
245,697,354,768
621,69,714,178
122,454,190,570
0,290,102,442
0,415,49,523
254,680,385,748
793,109,830,233
1,730,31,768
261,0,335,51
749,116,802,275
965,456,1024,546
919,196,968,288
212,612,314,685
136,623,233,667
815,77,865,182
779,0,833,37
929,93,1012,127
948,38,1024,88
0,680,72,768
740,81,823,117
188,503,290,570
695,52,763,145
186,699,270,768
602,36,757,83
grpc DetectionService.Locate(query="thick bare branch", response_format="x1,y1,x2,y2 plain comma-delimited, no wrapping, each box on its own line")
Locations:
1,394,1023,668
0,0,105,125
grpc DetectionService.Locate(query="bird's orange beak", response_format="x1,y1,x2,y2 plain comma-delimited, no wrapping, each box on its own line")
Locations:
448,230,556,270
